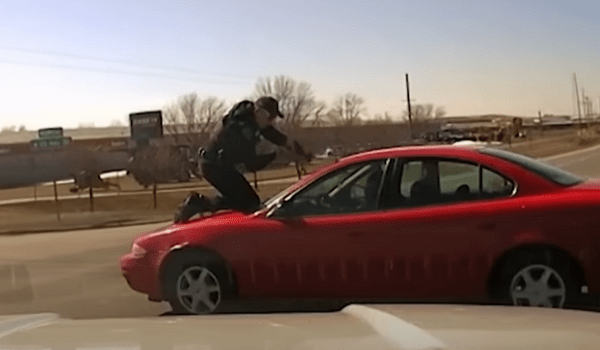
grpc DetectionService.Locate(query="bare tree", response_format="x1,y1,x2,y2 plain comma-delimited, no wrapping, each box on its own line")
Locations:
309,101,328,127
403,104,446,123
128,141,195,208
162,101,183,142
77,122,95,128
365,112,396,125
434,106,446,119
109,119,124,127
253,75,318,129
1,125,17,133
162,93,227,149
328,93,367,126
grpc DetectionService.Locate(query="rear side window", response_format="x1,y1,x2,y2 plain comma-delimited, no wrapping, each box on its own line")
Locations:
438,161,479,195
399,161,423,198
393,158,514,208
482,167,515,197
479,148,583,186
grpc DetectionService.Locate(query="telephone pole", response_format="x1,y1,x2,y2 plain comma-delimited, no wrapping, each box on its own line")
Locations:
405,73,413,139
574,74,583,130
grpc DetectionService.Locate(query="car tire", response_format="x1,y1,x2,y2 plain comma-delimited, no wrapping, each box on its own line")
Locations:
162,254,231,315
497,249,578,308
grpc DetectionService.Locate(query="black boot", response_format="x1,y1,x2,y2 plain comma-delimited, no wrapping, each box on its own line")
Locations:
174,192,211,223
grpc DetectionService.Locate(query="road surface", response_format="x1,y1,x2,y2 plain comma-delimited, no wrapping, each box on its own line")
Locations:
1,145,600,319
543,143,600,178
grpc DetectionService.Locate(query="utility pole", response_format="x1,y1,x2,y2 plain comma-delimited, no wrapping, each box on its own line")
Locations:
405,73,413,139
586,96,591,123
538,110,544,137
53,181,60,221
574,74,583,131
582,88,587,122
89,187,94,212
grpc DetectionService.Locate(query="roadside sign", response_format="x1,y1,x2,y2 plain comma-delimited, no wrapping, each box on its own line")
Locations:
30,136,72,149
129,110,163,149
38,127,64,139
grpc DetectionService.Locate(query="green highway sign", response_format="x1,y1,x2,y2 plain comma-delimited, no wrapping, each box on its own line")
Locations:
38,127,64,139
31,136,72,149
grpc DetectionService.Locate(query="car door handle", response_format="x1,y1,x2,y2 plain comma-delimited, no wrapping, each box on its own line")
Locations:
348,231,367,238
477,222,496,231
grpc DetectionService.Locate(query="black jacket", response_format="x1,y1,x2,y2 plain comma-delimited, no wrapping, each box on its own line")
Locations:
203,101,287,170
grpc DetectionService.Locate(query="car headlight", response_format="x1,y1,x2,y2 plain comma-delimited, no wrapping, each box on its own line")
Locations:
131,243,147,258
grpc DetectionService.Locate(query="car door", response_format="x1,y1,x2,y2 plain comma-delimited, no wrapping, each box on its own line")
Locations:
364,157,517,300
263,158,392,298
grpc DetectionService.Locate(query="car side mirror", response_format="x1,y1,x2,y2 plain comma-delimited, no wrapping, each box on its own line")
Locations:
265,202,284,218
266,201,304,223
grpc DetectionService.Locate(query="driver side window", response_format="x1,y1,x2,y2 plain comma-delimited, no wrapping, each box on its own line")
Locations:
277,160,387,217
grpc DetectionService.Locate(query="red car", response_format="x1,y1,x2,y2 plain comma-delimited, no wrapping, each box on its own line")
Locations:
121,145,600,314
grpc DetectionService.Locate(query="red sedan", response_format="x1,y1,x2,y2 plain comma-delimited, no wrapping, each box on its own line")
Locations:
121,145,600,314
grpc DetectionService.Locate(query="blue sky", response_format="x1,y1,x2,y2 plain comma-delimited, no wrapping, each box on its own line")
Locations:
1,0,598,129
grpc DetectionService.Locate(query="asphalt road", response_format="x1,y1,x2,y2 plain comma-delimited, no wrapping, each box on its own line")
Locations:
543,143,600,179
1,145,600,319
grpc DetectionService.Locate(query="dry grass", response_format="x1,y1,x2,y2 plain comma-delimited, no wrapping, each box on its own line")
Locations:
0,179,295,234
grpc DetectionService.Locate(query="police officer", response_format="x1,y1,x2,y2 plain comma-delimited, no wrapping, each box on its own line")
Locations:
174,96,305,222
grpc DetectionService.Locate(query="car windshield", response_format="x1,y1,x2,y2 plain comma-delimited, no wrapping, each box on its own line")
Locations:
480,147,584,186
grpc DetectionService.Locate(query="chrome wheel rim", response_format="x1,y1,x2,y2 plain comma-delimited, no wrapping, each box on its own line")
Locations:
176,266,221,314
509,264,566,308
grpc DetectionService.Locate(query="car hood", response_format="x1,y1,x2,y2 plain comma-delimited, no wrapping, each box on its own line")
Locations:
139,210,254,239
1,304,599,350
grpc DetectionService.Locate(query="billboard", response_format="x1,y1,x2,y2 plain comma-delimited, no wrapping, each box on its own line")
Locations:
129,110,163,148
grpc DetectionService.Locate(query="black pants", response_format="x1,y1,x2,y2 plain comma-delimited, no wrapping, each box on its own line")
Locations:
200,160,261,213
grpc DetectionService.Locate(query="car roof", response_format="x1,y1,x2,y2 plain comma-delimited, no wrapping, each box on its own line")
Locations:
292,144,554,196
340,144,484,163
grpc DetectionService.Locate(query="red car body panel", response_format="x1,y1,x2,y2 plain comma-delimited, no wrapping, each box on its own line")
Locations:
120,146,600,302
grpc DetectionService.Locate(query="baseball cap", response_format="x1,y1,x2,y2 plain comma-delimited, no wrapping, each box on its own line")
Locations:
255,96,284,119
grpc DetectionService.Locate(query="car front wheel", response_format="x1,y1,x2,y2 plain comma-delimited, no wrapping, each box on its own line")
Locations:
163,257,230,315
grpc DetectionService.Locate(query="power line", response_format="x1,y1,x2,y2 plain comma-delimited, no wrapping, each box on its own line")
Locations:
0,45,248,81
0,59,251,85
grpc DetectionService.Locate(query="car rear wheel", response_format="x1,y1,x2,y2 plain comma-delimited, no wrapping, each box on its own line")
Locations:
498,250,576,308
163,256,230,315
509,264,566,307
